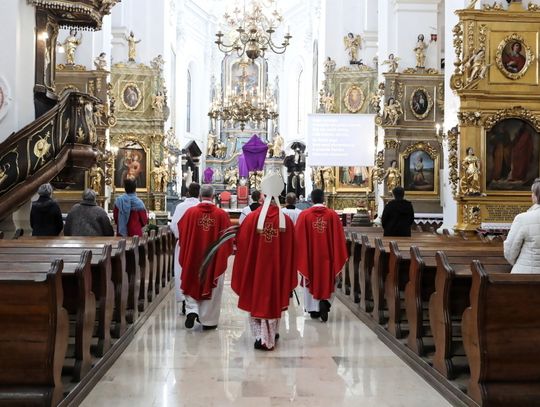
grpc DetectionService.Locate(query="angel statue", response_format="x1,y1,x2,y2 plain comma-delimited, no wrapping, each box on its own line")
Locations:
125,31,141,62
94,52,107,70
383,98,403,126
63,29,82,65
382,53,400,73
343,32,362,64
464,48,490,85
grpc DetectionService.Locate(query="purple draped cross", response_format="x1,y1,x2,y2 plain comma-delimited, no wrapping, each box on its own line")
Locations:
203,167,214,184
242,135,268,172
238,154,249,178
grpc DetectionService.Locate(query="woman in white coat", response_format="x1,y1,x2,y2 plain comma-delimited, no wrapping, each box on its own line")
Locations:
504,178,540,274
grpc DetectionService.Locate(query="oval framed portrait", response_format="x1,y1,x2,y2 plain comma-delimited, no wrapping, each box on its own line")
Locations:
409,87,433,120
122,83,143,111
343,85,365,113
496,33,534,80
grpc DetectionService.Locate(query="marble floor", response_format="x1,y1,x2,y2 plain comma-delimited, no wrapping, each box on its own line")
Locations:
81,273,452,407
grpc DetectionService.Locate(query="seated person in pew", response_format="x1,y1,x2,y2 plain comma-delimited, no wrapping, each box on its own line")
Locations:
170,182,201,315
504,178,540,274
295,189,348,322
180,185,233,330
30,183,64,236
381,186,415,237
113,178,148,237
64,189,114,237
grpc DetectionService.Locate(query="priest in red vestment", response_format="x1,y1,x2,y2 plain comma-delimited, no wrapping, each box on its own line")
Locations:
179,185,232,330
232,173,297,350
295,189,348,322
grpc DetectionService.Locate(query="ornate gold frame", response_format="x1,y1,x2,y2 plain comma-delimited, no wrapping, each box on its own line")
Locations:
334,166,373,192
111,136,151,192
343,85,365,113
399,142,439,196
495,33,534,80
408,87,433,120
121,82,143,111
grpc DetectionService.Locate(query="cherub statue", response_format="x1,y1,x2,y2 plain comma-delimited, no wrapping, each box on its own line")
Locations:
152,92,165,113
323,56,336,73
322,93,335,113
343,32,362,64
89,163,105,193
383,98,403,126
414,34,429,69
382,53,400,73
151,162,170,192
63,29,82,65
125,31,141,62
464,48,490,85
94,52,108,70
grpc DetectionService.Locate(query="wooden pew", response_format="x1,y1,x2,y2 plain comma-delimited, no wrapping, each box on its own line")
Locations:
0,245,114,357
0,252,95,382
0,260,69,406
429,251,511,379
462,261,540,407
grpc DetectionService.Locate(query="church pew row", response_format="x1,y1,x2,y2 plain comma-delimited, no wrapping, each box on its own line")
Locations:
462,261,540,407
0,261,68,407
0,252,95,382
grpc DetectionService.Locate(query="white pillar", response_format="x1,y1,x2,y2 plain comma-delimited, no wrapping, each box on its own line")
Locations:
0,0,35,142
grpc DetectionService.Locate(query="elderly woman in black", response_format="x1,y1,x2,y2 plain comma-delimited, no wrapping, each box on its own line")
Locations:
30,183,63,236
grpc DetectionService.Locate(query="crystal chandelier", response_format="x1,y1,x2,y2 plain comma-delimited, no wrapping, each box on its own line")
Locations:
208,58,278,131
215,0,292,60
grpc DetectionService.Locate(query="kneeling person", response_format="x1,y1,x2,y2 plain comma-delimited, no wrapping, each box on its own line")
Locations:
179,185,233,330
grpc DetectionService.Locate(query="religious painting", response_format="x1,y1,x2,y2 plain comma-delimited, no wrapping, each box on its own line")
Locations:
114,142,148,190
485,118,540,191
335,166,373,192
121,82,143,111
225,55,267,100
409,87,433,120
496,34,533,80
400,143,439,195
343,85,365,113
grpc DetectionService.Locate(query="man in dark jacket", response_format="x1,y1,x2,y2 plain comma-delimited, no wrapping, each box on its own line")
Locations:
381,186,415,237
30,183,64,236
64,189,114,236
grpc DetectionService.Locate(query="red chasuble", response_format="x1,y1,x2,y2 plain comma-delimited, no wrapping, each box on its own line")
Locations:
295,205,348,300
179,203,232,301
232,205,296,319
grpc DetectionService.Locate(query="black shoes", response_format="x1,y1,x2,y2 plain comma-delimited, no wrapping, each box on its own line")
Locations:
181,300,186,316
202,325,218,331
319,300,331,322
185,312,199,329
254,339,274,351
309,311,321,319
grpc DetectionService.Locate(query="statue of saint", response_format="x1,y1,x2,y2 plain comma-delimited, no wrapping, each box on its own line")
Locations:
89,163,105,193
460,147,481,195
225,167,238,190
383,160,401,193
343,32,362,64
464,48,490,85
151,162,170,192
414,34,428,69
323,56,336,73
125,31,141,62
94,52,107,70
63,29,82,65
383,98,403,126
152,92,165,113
272,132,284,158
322,93,335,113
322,166,335,192
382,53,400,73
207,132,217,157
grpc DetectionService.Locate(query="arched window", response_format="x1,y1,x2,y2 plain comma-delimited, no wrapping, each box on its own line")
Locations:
186,69,192,133
297,68,304,135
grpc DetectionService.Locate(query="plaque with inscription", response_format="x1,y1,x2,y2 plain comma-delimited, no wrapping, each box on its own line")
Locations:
484,204,531,223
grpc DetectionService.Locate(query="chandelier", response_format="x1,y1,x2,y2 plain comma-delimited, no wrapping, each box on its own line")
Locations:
215,0,292,60
208,58,278,130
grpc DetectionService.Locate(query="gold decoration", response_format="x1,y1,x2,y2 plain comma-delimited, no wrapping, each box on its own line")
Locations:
460,147,481,196
150,161,170,192
436,83,444,111
447,126,459,197
399,142,440,196
57,64,86,71
343,85,365,113
384,139,400,150
375,150,385,183
458,111,482,126
383,98,403,126
528,4,540,11
383,160,401,193
409,87,433,120
495,33,534,80
463,204,481,225
89,163,105,192
402,141,438,160
450,22,464,91
484,107,540,132
483,2,504,11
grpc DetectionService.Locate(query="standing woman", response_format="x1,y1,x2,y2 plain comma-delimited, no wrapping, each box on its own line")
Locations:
30,183,63,236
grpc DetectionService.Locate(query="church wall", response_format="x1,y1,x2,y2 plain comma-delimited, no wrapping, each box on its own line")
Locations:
0,1,35,142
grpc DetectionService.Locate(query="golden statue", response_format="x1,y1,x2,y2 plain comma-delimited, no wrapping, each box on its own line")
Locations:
207,132,217,156
63,29,82,65
382,53,400,73
322,93,335,113
271,133,284,158
343,32,362,64
89,163,105,192
383,98,403,126
383,160,401,193
249,170,263,190
152,92,165,113
460,147,481,195
464,48,490,85
322,166,335,192
414,34,428,69
225,167,238,190
125,31,141,62
151,162,170,192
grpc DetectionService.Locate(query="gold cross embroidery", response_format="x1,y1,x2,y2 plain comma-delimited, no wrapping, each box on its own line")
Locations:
261,222,278,243
312,217,328,233
198,214,215,231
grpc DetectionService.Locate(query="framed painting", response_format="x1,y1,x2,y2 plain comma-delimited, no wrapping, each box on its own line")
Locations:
121,82,143,111
485,118,540,192
224,55,267,100
496,33,534,80
335,166,373,192
400,142,439,195
343,85,365,113
409,87,433,120
113,142,148,191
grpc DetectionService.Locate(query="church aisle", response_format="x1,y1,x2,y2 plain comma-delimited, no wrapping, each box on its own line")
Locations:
81,276,451,407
